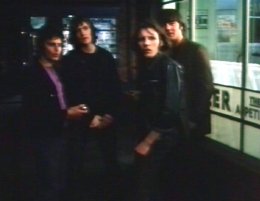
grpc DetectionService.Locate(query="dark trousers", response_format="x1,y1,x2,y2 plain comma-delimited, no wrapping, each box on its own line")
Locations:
133,134,177,201
64,128,121,201
18,137,67,201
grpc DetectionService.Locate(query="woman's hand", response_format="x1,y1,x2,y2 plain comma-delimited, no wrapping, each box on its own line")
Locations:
135,130,161,156
135,140,152,156
66,104,89,120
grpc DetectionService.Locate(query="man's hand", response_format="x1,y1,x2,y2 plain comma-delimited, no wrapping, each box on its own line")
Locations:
89,114,114,129
66,104,89,120
89,115,103,128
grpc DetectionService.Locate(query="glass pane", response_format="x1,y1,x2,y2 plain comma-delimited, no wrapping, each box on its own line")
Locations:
243,89,260,160
244,91,260,125
195,0,243,150
208,114,241,150
30,17,47,30
247,0,260,91
244,125,260,159
195,0,243,88
176,0,190,38
162,2,176,9
211,86,242,118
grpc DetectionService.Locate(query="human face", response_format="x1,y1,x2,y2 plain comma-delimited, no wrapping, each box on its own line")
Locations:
137,28,161,58
43,37,62,62
76,22,93,45
164,21,183,44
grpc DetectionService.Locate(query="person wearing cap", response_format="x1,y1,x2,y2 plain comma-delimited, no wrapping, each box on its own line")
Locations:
158,9,214,201
158,9,214,139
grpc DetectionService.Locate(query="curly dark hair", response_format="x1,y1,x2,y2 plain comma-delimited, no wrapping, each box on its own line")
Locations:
37,25,63,54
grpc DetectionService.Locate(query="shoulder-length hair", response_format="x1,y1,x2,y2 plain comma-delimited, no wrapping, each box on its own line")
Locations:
69,16,97,50
131,19,171,56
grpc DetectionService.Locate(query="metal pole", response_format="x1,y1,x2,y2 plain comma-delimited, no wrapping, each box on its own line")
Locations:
240,0,250,152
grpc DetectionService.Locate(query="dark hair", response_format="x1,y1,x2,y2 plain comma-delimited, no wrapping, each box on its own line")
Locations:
69,16,97,49
158,9,186,32
132,19,171,55
37,25,63,54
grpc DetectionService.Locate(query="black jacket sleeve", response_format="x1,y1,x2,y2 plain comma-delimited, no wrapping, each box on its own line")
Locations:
152,59,183,133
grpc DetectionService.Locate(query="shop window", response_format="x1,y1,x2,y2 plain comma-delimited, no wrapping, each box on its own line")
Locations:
247,0,260,91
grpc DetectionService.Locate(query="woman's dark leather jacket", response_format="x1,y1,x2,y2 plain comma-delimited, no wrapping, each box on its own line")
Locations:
136,53,183,136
